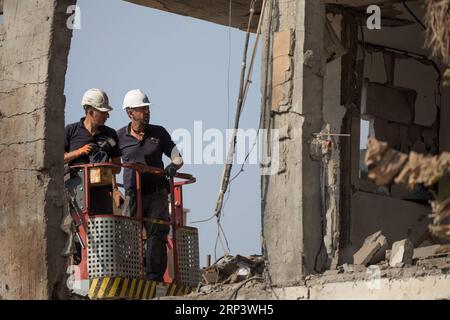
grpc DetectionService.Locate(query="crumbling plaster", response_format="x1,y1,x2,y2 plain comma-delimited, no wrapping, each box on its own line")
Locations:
0,0,75,299
186,257,450,300
192,274,450,300
261,0,327,286
320,2,450,267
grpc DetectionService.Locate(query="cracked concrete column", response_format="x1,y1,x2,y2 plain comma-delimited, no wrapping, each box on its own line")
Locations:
261,0,326,286
0,0,75,299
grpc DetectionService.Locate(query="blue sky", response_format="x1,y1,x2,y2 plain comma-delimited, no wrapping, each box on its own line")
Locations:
64,0,262,264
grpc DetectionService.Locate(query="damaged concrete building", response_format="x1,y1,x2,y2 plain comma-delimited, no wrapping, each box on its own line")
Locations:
1,0,450,299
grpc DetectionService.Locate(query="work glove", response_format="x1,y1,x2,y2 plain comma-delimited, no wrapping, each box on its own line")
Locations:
76,144,93,157
164,163,178,177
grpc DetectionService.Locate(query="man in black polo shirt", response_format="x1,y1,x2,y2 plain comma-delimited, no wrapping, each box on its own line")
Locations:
64,88,122,214
118,89,183,281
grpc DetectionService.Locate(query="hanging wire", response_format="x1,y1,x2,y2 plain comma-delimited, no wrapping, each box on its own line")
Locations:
192,0,268,261
229,125,261,184
214,0,268,261
227,0,232,129
214,0,267,221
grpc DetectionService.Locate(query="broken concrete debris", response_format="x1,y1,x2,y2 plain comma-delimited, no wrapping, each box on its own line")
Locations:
349,232,450,272
353,231,388,266
202,268,220,285
413,245,441,260
365,138,450,189
194,245,450,300
389,239,414,267
201,255,264,285
368,148,408,186
323,269,343,276
430,196,450,240
354,241,381,266
342,263,367,273
413,244,450,260
364,139,450,240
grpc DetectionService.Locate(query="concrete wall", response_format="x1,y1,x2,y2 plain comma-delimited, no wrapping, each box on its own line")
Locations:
307,274,450,300
261,0,326,286
319,11,436,266
322,13,346,269
273,274,450,300
0,0,74,299
334,8,450,262
358,3,450,153
189,273,450,300
340,191,430,262
361,51,442,155
190,270,450,300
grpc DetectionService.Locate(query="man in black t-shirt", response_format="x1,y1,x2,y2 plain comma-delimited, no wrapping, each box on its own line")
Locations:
64,88,122,214
118,89,183,281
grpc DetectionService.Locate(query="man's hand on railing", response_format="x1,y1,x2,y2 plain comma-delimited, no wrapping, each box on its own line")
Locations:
164,163,178,177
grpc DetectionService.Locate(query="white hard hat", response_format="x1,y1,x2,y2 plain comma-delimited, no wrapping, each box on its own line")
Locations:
122,89,152,109
81,88,113,112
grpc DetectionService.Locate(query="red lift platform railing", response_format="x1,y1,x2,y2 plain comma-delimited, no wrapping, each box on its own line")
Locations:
66,162,198,299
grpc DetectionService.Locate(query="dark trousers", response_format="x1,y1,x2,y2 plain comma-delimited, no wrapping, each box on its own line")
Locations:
145,222,170,281
90,186,113,214
127,188,170,281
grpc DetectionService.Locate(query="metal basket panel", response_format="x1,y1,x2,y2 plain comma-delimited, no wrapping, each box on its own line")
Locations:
87,216,142,279
176,227,200,287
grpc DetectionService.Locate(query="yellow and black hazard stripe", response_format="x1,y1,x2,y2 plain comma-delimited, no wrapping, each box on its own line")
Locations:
88,277,193,300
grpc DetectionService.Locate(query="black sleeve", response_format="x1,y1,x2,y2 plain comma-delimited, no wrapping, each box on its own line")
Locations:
109,129,122,159
161,127,176,158
64,125,71,152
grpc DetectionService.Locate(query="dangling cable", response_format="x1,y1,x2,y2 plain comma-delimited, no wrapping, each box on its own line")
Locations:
213,0,268,260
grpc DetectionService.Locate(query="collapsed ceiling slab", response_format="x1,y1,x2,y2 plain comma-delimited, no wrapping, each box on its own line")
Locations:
124,0,263,31
326,0,405,8
124,0,417,32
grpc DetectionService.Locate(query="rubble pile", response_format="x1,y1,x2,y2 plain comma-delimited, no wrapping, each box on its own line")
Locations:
353,231,388,265
304,231,450,288
328,230,450,277
201,255,265,285
185,241,450,300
